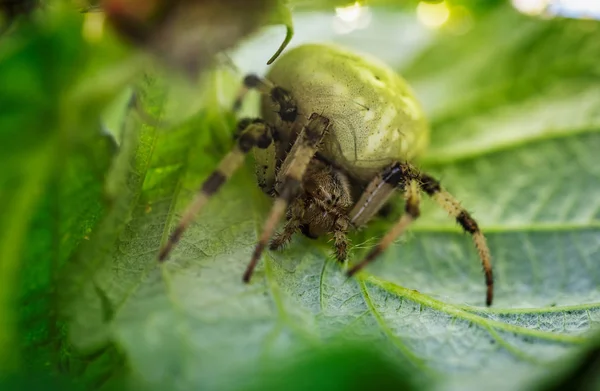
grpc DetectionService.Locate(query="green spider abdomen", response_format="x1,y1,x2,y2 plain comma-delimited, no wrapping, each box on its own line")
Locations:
262,43,429,181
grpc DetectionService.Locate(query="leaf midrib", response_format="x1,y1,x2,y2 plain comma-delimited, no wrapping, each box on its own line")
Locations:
364,275,589,345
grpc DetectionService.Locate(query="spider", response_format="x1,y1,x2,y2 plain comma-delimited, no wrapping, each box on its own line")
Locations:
158,43,494,306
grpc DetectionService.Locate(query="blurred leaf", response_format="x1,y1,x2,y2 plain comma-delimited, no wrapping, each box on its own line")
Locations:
0,1,137,380
242,343,421,391
0,371,85,391
61,5,600,391
102,0,285,76
0,0,40,35
0,5,90,370
535,334,600,391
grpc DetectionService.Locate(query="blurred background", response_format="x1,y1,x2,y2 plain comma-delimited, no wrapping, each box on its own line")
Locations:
1,1,600,391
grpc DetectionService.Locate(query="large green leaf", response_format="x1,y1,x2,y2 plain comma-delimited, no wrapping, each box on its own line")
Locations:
63,4,600,391
0,4,143,384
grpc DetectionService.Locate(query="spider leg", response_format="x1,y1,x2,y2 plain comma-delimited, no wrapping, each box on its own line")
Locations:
348,163,406,228
420,172,494,306
158,119,274,262
269,199,304,250
233,74,304,194
346,162,494,306
243,113,330,282
233,74,298,123
347,177,421,277
332,217,349,262
233,74,272,111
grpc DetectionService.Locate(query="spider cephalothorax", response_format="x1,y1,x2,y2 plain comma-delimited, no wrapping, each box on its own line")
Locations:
158,43,495,306
270,159,355,260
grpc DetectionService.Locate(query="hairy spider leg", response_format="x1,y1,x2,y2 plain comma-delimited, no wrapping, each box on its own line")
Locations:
234,73,306,194
233,74,298,123
233,74,272,112
269,198,305,250
348,163,402,228
332,217,350,262
346,162,494,306
158,120,274,262
242,113,330,283
159,75,299,262
347,172,421,275
422,173,494,306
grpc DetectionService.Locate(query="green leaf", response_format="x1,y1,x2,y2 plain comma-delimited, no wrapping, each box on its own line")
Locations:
534,333,600,391
0,3,139,381
61,4,600,391
241,342,421,391
0,6,97,370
